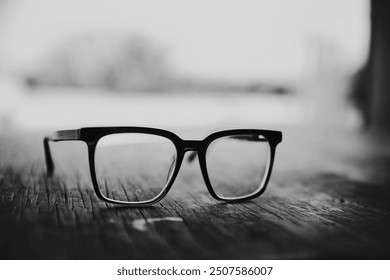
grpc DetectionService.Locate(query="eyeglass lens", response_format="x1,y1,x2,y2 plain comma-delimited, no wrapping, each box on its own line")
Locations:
206,134,270,199
94,133,177,202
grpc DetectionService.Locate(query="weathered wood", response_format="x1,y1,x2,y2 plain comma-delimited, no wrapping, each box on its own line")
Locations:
0,127,389,259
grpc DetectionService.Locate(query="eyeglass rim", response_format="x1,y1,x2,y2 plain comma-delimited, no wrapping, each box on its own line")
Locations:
79,127,282,206
201,137,273,200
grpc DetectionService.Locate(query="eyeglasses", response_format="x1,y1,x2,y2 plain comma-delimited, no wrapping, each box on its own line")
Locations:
44,127,282,206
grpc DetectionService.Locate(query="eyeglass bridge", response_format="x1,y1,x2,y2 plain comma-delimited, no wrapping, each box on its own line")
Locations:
182,140,202,151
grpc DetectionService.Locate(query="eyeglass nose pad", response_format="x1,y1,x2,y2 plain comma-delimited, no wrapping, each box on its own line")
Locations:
165,155,177,184
187,151,197,163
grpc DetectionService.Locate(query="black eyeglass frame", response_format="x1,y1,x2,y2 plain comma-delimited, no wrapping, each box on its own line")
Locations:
44,127,282,206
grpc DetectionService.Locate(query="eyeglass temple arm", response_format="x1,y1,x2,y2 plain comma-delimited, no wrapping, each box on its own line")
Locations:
187,135,267,163
43,129,80,176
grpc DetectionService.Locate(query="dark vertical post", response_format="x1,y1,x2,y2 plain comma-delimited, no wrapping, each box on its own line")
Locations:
370,1,390,131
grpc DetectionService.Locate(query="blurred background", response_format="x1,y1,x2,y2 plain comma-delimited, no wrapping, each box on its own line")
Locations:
0,0,371,134
3,0,390,261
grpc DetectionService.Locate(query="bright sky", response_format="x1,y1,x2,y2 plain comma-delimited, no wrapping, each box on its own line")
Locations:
0,0,369,81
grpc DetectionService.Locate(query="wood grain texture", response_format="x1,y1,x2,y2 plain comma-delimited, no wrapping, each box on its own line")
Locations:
0,127,389,259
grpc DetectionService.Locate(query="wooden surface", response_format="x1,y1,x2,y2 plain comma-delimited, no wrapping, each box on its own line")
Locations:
0,126,390,259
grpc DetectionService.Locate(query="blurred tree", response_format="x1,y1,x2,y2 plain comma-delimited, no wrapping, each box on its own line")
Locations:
26,34,172,92
25,33,291,94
